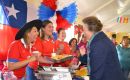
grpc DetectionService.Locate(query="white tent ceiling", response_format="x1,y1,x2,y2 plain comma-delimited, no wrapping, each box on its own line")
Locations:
28,0,130,32
76,0,130,32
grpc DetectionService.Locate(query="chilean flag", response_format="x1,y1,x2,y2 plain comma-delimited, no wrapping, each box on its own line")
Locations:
0,0,39,61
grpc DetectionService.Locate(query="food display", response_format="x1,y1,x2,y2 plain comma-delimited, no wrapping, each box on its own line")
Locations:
75,67,88,77
51,54,73,63
35,67,72,80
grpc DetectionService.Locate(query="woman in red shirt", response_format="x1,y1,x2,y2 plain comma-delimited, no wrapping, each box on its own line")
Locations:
54,28,71,67
7,20,43,79
26,20,54,80
38,20,54,66
69,38,80,66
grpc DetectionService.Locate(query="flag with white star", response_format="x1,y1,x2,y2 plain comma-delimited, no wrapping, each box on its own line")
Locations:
0,0,40,60
1,0,27,28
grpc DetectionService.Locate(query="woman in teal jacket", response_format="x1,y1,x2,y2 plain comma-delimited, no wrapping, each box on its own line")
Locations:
116,36,130,80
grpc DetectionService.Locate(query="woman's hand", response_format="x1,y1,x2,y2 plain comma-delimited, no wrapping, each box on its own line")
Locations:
27,55,37,62
32,51,41,59
27,51,41,62
56,44,64,55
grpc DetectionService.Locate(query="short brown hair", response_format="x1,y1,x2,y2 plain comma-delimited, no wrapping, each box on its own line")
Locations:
122,36,129,40
82,16,103,32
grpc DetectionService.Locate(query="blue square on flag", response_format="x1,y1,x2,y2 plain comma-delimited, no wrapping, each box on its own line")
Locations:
0,0,27,29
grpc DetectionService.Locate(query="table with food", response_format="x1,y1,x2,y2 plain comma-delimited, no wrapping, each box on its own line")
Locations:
35,54,89,80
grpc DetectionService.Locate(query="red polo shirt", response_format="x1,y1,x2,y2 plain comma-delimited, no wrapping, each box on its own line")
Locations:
7,37,43,78
40,39,54,66
54,40,71,55
28,37,43,70
54,40,71,67
8,40,31,78
42,39,54,57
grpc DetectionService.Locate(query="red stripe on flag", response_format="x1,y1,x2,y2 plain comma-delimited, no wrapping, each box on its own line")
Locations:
0,25,18,60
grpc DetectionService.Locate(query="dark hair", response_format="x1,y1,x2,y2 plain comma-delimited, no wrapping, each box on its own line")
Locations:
57,28,65,34
112,34,116,38
69,38,78,46
82,16,103,32
40,20,52,39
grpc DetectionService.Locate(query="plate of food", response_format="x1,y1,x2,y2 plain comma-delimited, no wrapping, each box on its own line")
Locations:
51,54,73,63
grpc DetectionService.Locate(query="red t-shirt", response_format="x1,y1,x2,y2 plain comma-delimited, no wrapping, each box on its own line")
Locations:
40,39,54,66
54,40,71,67
8,40,31,78
28,37,43,70
42,39,54,57
54,40,71,55
7,37,43,78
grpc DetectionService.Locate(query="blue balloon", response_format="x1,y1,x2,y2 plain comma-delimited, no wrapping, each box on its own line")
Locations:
38,4,55,20
59,2,77,24
38,2,77,25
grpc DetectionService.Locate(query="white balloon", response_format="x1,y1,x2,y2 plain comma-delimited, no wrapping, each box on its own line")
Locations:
56,0,76,10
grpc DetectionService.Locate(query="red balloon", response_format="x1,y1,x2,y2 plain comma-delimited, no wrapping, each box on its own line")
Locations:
42,0,57,10
56,12,71,31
